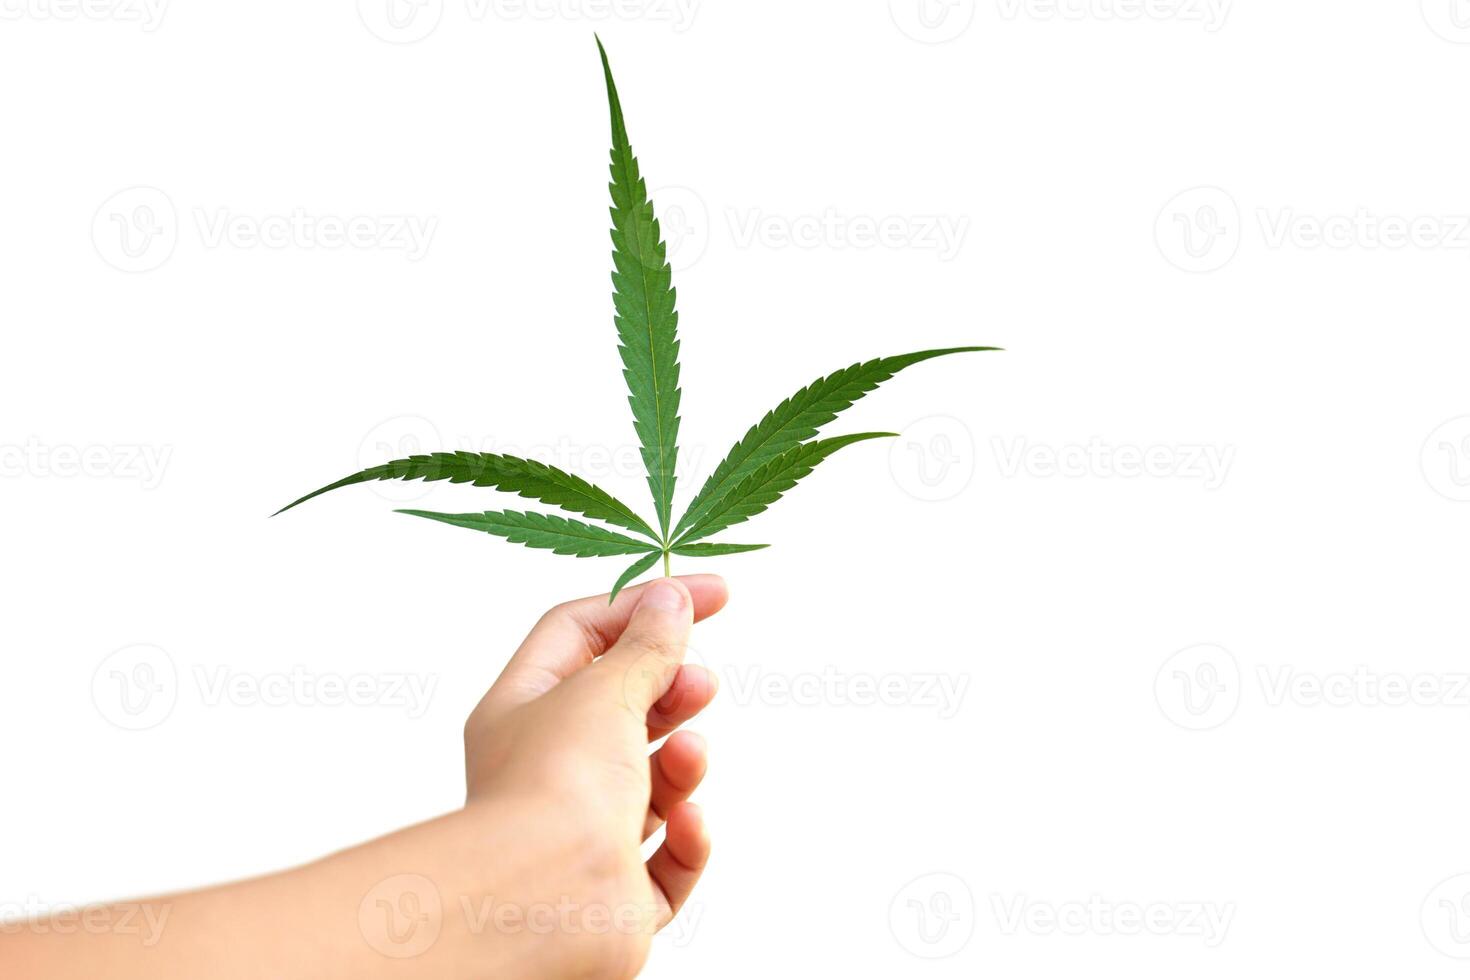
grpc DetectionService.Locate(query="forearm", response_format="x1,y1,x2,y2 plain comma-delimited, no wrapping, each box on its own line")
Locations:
1,808,541,980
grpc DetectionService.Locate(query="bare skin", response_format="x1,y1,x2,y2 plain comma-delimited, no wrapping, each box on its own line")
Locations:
1,575,726,979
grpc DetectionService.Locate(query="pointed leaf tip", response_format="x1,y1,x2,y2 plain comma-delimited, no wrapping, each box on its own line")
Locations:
607,549,662,604
676,431,896,545
274,452,658,540
398,509,656,558
670,542,771,557
602,43,682,540
672,347,999,538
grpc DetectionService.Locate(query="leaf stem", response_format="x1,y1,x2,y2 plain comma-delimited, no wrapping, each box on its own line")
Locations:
662,550,671,577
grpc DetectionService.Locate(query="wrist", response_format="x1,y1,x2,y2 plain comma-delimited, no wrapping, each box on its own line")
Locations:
304,801,642,980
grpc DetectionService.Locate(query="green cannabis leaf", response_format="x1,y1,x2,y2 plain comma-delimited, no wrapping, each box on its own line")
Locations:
274,39,1001,603
395,510,657,558
671,348,996,540
610,550,665,603
670,543,770,557
675,432,898,546
274,451,658,540
600,36,682,543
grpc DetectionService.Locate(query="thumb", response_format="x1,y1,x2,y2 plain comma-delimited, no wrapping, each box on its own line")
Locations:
596,577,693,716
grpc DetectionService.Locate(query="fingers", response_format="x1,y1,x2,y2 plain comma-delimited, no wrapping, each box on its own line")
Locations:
647,664,718,742
643,731,707,840
594,578,694,716
485,574,727,713
648,802,710,928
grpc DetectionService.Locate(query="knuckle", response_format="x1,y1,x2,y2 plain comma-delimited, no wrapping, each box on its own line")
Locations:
537,600,575,630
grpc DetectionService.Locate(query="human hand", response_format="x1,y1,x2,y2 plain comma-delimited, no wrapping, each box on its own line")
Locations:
450,574,727,977
0,575,728,980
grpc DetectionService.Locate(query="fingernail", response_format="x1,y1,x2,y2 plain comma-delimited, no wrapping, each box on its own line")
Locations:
640,578,686,613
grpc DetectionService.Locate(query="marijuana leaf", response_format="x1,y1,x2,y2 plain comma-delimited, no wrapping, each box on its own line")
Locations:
670,543,771,557
676,432,898,545
397,509,658,558
599,37,682,541
275,41,1000,602
672,348,999,539
609,550,664,603
273,451,658,541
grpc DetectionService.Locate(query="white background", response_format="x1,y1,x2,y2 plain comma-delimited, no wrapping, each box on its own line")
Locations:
4,1,1470,976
